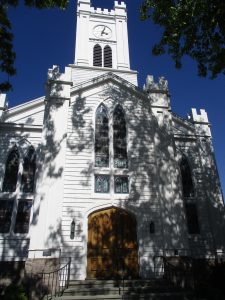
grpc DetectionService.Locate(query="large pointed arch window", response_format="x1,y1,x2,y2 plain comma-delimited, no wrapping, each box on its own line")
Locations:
113,105,128,168
104,45,112,68
180,157,194,198
180,156,200,234
2,146,20,192
95,104,109,167
93,44,102,67
21,147,36,193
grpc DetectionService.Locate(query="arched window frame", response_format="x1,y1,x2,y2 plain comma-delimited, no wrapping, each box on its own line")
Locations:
94,103,129,195
180,155,195,198
21,146,36,193
104,45,112,68
113,104,128,169
179,154,200,234
1,145,20,193
93,44,102,67
0,143,36,235
95,103,109,167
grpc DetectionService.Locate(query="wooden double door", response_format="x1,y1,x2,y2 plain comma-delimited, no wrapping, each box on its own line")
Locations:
87,207,139,279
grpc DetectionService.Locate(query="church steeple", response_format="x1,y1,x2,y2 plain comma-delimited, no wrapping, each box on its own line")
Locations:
75,0,131,71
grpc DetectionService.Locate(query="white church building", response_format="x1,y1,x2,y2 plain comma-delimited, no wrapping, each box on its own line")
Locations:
0,0,224,280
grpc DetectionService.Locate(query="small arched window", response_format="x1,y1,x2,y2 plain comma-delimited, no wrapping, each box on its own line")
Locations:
180,157,194,198
95,175,109,193
114,176,129,193
113,105,128,168
2,146,20,192
95,104,109,167
93,44,102,67
104,45,112,68
21,147,36,193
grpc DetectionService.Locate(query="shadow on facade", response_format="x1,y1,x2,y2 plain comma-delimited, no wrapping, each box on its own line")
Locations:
0,76,225,298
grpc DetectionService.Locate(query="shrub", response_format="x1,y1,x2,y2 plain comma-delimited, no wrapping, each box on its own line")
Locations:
4,284,28,300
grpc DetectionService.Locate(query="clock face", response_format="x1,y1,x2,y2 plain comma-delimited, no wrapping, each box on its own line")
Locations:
93,25,112,39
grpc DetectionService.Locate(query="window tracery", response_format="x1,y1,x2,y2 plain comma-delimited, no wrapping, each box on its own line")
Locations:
114,176,129,194
0,201,13,233
180,156,200,234
95,104,109,167
14,200,32,234
95,175,109,193
0,144,36,235
94,104,129,194
2,146,19,192
113,105,128,169
21,147,36,193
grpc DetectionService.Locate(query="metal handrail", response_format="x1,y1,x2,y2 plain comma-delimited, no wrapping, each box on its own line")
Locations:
27,257,71,300
163,257,195,290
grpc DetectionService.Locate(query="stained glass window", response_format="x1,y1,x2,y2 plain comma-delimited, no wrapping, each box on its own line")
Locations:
93,44,102,67
0,201,13,233
104,45,112,68
113,105,128,168
21,147,36,193
180,157,194,198
2,147,19,192
95,104,109,167
185,203,200,234
14,200,32,234
95,175,109,193
114,176,129,194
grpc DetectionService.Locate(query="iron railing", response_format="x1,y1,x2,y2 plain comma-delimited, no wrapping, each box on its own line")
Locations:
27,257,71,300
162,256,195,290
157,252,225,291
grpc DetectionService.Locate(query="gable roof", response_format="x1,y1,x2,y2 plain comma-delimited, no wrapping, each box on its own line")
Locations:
71,72,147,99
3,96,45,126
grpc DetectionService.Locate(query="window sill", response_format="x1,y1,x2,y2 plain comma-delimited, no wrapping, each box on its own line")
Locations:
91,193,130,200
0,232,30,239
0,192,34,200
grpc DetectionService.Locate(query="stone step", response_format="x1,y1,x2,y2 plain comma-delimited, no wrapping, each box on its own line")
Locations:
56,291,196,300
63,286,177,296
51,279,203,300
68,279,170,288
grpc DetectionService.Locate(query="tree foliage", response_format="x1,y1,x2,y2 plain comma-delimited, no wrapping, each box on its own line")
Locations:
140,0,225,78
0,0,68,93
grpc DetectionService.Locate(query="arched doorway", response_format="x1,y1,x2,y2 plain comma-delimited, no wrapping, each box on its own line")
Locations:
87,207,139,279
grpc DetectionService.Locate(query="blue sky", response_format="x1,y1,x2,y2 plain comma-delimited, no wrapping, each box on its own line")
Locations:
7,0,225,197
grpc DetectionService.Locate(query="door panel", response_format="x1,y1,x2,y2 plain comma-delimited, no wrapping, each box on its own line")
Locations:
87,207,139,279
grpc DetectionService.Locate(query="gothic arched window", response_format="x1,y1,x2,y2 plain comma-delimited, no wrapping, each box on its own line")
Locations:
95,175,109,193
2,147,20,192
95,104,109,167
104,45,112,68
93,44,102,67
180,157,194,198
21,147,36,193
113,105,128,168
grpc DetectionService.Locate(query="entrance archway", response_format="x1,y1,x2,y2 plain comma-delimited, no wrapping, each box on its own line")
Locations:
87,207,139,279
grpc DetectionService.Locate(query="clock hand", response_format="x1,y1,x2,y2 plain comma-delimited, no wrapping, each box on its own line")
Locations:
101,26,106,35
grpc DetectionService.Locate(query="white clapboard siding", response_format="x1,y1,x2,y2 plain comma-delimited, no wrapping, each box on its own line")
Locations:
71,67,138,87
0,238,29,261
62,80,158,263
